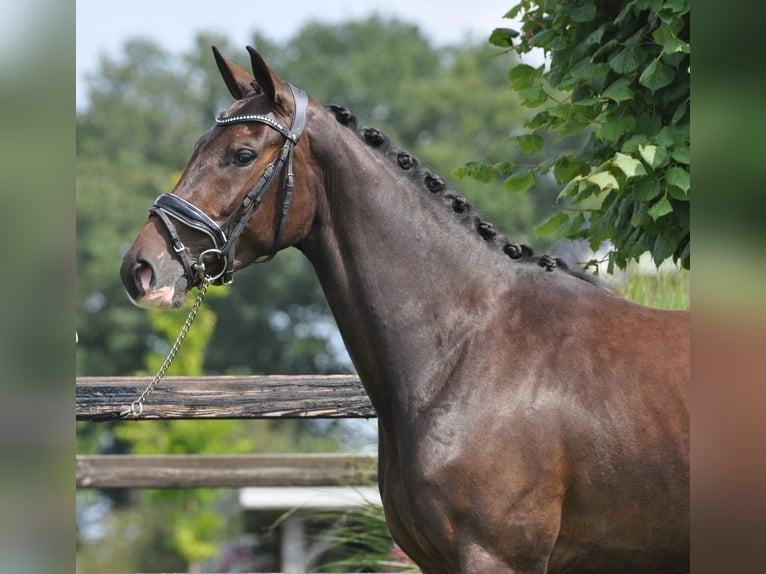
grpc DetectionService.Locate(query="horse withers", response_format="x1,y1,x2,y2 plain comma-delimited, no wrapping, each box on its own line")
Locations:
120,47,689,573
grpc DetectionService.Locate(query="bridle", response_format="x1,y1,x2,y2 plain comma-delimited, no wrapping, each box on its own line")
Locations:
148,82,309,286
95,76,310,421
91,83,309,421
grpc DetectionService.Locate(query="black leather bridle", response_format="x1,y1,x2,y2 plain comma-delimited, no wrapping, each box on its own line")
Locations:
148,82,309,286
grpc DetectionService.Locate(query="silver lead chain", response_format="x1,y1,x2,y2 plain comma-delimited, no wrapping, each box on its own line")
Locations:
120,276,211,418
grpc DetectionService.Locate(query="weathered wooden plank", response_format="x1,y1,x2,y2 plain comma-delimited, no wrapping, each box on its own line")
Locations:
76,453,378,489
76,375,376,420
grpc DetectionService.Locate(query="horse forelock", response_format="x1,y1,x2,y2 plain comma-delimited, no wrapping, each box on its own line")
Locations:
324,104,601,286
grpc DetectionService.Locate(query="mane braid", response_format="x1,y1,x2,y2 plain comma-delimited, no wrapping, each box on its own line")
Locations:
324,105,600,286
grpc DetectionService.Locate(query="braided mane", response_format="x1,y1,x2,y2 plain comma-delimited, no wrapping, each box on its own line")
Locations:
324,104,599,285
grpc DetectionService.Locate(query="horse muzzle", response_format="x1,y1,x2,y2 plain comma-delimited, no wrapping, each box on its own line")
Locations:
119,251,184,308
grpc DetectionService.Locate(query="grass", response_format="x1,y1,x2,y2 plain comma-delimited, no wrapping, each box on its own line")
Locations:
612,264,690,310
309,503,418,572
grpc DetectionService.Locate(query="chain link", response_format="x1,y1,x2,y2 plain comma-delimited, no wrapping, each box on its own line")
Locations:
120,276,211,418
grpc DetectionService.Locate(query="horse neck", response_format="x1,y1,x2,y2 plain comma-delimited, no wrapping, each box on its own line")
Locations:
297,112,508,423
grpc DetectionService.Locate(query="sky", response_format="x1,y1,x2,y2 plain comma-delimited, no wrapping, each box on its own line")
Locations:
76,0,518,109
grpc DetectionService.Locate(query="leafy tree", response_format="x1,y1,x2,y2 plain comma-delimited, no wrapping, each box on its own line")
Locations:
465,0,690,271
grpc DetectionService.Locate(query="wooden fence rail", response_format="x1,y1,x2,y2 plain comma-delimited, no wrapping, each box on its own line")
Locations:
76,453,378,489
76,375,376,420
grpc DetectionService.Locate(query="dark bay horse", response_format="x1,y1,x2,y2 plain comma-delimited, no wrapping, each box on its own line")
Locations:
120,47,689,573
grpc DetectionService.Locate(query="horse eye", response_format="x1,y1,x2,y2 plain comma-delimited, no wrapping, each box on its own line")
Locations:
233,149,256,166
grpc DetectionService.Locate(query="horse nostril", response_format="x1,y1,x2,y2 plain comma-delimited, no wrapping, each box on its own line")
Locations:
120,254,155,301
133,260,155,293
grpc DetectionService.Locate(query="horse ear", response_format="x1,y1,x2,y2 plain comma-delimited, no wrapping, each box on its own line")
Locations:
246,46,278,108
212,45,253,100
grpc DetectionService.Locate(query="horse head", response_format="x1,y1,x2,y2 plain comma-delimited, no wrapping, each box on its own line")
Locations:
120,47,317,308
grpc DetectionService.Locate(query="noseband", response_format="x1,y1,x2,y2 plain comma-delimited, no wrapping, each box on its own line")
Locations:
148,82,309,286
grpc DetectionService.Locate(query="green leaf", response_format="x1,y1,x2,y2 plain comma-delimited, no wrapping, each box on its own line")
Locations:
666,166,690,192
583,27,605,46
569,61,611,81
524,110,551,130
537,157,556,173
639,59,674,93
534,211,569,237
558,176,583,199
638,144,670,168
608,45,648,74
451,161,497,183
569,2,597,22
622,134,649,152
652,23,690,54
648,196,674,220
679,241,690,269
518,84,549,107
503,170,536,193
655,126,676,147
529,29,559,49
603,77,634,102
597,115,635,143
547,104,572,120
652,232,678,266
586,171,619,191
663,34,690,54
547,34,571,52
593,38,620,60
508,64,541,89
553,156,589,184
661,0,689,15
614,2,636,25
668,185,688,201
559,212,586,240
671,101,688,124
630,201,649,227
489,27,519,48
571,97,601,108
492,161,516,177
514,134,544,155
634,177,661,201
613,152,647,178
671,145,690,164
